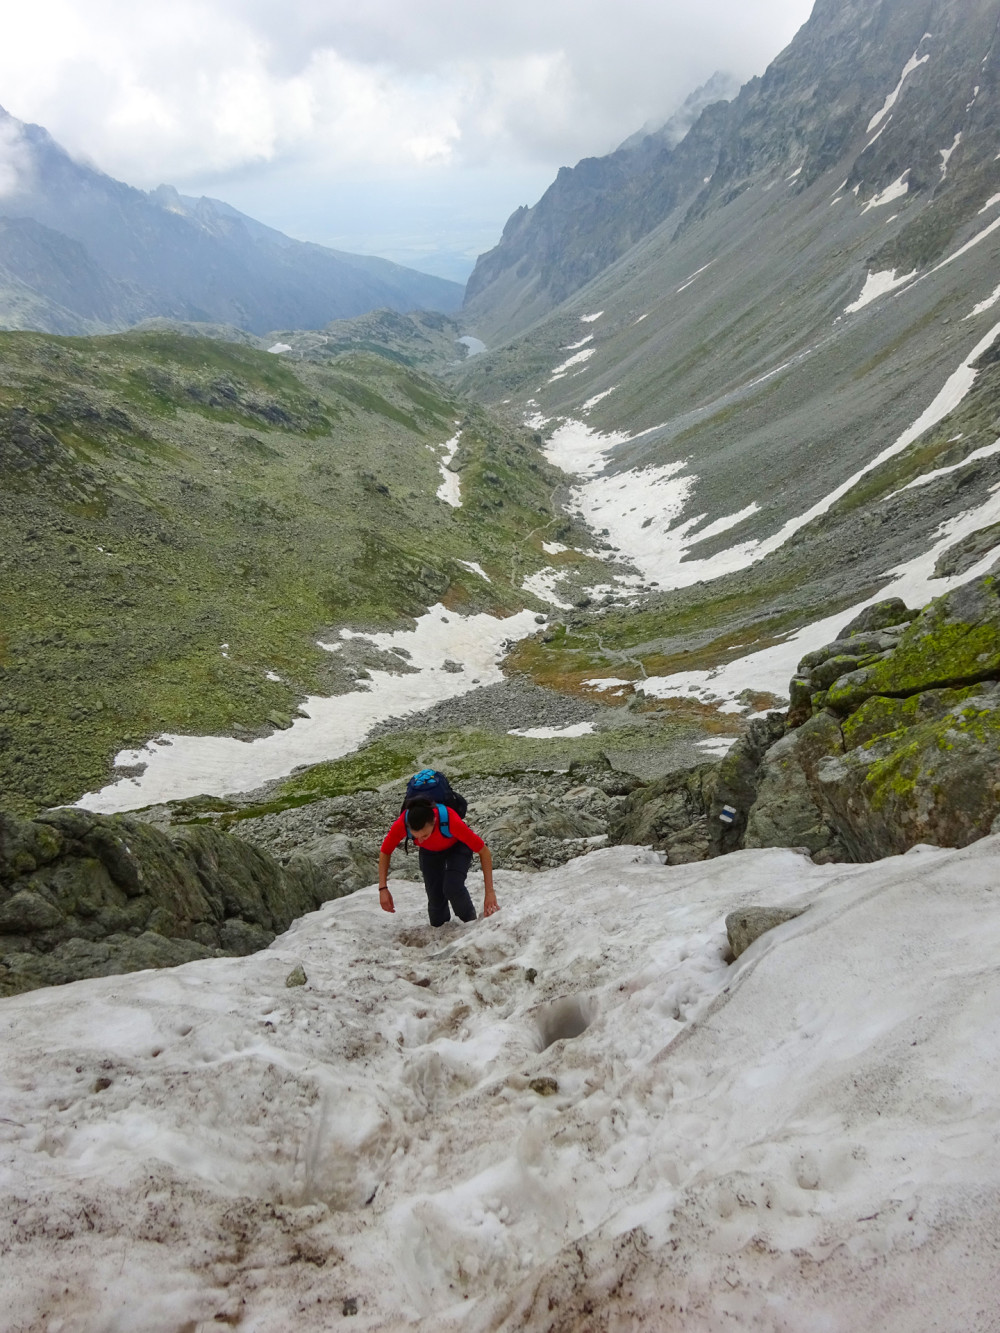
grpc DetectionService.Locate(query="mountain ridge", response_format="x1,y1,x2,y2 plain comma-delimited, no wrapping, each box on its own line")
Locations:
0,107,463,336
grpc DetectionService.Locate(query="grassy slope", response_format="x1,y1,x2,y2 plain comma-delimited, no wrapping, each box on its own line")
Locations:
0,330,596,815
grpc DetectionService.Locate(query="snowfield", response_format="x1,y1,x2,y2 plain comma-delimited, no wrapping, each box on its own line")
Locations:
77,605,539,814
3,839,1000,1331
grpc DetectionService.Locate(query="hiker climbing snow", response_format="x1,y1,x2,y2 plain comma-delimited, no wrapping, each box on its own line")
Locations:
378,769,498,925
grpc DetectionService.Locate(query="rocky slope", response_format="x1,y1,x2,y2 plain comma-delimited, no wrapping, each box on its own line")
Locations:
0,107,462,336
458,0,1000,746
0,804,368,996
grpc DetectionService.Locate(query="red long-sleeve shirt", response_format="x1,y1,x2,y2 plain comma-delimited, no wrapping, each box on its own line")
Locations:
380,807,485,855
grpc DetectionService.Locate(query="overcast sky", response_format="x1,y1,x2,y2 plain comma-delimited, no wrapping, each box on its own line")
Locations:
0,0,814,280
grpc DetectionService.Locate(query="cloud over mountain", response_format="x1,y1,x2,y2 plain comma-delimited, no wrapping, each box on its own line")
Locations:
0,0,812,187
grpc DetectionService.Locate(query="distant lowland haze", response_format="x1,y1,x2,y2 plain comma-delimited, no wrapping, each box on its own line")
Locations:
0,0,814,281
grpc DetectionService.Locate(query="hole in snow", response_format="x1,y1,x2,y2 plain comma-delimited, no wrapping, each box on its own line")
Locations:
534,996,594,1050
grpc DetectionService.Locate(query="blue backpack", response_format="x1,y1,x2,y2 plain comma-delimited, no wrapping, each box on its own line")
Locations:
401,769,468,851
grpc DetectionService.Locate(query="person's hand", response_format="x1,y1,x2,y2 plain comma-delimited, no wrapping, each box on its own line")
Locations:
483,890,499,917
379,886,395,913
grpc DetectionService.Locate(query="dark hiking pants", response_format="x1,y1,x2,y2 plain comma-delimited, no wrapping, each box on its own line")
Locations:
418,843,477,927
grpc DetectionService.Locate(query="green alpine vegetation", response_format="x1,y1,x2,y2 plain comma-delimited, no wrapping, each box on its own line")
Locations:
0,329,599,816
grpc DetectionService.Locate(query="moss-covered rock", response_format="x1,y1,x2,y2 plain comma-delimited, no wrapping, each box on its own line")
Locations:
739,577,1000,862
826,576,1000,712
842,686,978,751
0,807,353,996
744,711,846,858
816,689,1000,860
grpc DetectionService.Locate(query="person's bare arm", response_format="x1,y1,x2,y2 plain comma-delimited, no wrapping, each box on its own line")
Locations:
378,850,395,913
480,846,498,916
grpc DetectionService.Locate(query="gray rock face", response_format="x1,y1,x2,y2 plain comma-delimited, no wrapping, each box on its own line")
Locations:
726,906,807,960
0,807,348,996
708,713,788,855
611,764,717,864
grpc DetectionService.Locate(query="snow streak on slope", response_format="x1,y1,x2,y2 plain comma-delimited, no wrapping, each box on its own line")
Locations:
435,427,462,506
538,318,1000,602
3,840,999,1331
844,267,917,313
866,47,931,133
78,605,539,813
642,474,1000,705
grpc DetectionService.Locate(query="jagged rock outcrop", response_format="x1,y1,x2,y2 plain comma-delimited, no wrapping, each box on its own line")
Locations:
0,807,358,996
736,577,1000,862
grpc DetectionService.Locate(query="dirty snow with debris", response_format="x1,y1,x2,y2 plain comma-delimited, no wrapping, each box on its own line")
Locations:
3,839,1000,1331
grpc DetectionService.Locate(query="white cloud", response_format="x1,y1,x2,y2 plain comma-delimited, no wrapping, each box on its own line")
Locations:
0,0,813,187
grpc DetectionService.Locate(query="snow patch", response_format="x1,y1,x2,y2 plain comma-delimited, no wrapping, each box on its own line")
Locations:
522,568,573,609
931,213,1000,275
582,386,618,414
966,282,1000,319
507,722,595,739
697,737,735,757
579,311,604,323
549,347,596,381
939,131,962,177
861,171,911,213
676,261,714,294
5,841,1000,1329
266,342,291,354
458,560,491,582
844,268,917,314
562,334,593,351
77,605,539,812
898,439,1000,492
436,428,462,507
541,541,568,555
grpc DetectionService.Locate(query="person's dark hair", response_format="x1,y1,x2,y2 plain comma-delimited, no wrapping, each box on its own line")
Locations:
404,798,435,831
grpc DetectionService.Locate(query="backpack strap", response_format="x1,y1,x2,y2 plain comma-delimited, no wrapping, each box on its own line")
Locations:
436,803,451,840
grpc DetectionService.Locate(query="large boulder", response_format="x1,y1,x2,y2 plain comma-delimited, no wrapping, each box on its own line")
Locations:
816,686,1000,860
0,808,353,996
707,713,787,854
611,763,717,864
744,712,847,860
285,833,377,901
479,790,610,871
826,577,1000,712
